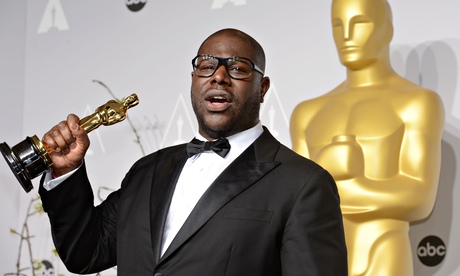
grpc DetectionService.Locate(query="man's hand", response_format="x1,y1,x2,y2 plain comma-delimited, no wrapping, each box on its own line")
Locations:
42,114,90,177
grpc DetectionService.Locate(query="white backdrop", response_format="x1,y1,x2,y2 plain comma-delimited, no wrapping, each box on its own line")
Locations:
1,0,460,275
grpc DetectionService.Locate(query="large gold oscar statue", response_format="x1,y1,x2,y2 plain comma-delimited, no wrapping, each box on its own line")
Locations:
290,0,445,275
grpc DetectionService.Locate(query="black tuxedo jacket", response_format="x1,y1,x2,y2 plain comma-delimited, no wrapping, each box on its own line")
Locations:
39,128,347,275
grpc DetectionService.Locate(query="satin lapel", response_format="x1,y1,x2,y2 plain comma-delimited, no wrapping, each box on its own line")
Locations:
150,146,188,263
160,128,281,261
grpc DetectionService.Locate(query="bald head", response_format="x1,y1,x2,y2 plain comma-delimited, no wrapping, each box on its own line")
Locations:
198,28,266,73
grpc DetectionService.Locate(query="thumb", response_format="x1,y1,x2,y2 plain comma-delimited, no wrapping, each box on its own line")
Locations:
67,114,90,149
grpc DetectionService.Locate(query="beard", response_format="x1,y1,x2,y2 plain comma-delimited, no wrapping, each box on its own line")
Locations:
191,89,261,139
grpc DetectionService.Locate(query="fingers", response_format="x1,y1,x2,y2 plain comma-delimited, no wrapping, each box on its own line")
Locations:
43,119,76,154
41,114,89,154
41,114,91,175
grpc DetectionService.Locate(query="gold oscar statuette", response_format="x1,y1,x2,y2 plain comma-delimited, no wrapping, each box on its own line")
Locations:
289,0,444,274
0,93,139,193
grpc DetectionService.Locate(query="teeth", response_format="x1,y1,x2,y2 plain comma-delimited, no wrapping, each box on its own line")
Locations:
210,96,226,103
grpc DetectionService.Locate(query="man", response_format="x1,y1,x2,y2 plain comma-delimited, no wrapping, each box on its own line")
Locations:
39,28,347,275
290,0,444,275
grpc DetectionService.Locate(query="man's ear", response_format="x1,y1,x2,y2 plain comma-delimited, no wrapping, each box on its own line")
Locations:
260,76,270,103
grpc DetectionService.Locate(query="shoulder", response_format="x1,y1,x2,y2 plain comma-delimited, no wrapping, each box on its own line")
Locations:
291,84,345,121
277,143,328,173
258,129,329,177
120,143,187,190
389,77,443,108
292,94,332,114
395,86,445,120
125,144,187,175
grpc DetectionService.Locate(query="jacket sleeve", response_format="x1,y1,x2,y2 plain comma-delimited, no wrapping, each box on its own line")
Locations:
281,169,348,275
39,162,119,274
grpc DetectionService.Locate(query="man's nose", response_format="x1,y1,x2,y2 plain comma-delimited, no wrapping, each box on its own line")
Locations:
212,64,231,83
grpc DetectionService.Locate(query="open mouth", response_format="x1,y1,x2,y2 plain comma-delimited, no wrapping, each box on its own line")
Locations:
205,94,230,110
208,95,228,103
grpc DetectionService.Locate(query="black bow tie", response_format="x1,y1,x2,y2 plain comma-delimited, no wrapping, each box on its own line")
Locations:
186,137,231,158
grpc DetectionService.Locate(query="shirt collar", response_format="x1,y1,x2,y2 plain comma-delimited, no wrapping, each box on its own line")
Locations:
194,121,263,157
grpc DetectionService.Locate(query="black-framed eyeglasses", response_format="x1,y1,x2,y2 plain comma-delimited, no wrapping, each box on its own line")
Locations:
192,54,264,80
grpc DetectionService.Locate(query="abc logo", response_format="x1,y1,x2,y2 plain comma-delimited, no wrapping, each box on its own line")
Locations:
417,235,446,267
125,0,147,12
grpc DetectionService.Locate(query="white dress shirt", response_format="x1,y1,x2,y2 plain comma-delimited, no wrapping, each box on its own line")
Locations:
161,122,263,256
